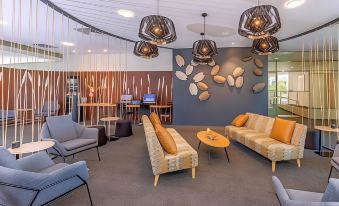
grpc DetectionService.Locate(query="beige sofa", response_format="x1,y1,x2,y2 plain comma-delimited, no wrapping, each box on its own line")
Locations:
142,115,198,187
225,113,307,172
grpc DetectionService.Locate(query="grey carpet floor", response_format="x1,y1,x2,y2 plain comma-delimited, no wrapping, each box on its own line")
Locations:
44,125,335,206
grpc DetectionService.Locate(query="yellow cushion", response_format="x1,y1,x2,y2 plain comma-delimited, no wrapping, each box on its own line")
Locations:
270,118,296,145
155,124,177,155
231,114,249,127
149,112,161,128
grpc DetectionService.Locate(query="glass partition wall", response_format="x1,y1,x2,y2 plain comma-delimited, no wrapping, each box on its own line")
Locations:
268,28,339,150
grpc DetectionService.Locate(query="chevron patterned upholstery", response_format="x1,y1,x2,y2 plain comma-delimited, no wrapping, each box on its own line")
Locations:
225,113,307,172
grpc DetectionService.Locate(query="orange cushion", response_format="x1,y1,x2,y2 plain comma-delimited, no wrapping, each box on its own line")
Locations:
149,112,161,128
270,118,296,144
155,124,177,155
231,114,249,127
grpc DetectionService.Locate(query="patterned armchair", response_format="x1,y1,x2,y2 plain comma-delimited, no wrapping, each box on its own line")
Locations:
142,115,198,187
0,147,92,206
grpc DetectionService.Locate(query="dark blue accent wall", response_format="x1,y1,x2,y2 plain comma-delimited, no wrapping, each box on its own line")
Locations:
173,47,268,126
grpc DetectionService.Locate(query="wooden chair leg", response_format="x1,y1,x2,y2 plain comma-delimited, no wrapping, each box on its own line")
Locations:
296,159,301,168
272,161,276,173
192,167,196,179
154,175,160,187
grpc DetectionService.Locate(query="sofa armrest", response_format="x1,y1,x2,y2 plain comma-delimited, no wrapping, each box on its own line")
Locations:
0,166,49,191
272,176,290,204
17,152,55,172
80,127,98,141
41,123,51,140
40,161,89,189
43,138,68,156
333,144,339,157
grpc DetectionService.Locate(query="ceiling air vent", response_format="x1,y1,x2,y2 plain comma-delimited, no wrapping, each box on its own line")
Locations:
32,43,58,49
74,27,102,35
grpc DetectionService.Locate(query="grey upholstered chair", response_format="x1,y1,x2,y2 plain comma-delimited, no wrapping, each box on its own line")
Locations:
272,176,339,206
35,101,60,120
328,144,339,182
0,109,15,121
41,115,100,162
0,147,92,206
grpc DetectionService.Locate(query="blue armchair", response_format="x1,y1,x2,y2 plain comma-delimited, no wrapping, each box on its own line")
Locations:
41,115,100,162
272,176,339,206
0,147,93,206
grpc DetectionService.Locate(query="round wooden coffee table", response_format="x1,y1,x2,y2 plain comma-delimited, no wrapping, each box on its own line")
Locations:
8,140,55,159
197,130,230,163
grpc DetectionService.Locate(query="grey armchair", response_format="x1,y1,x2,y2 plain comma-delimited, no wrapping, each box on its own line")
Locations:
35,101,60,120
328,144,339,182
0,147,92,206
41,115,101,162
272,176,339,206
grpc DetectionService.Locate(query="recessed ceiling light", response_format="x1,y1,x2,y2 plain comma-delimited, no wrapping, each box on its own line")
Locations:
231,42,236,45
0,20,7,25
72,49,76,53
222,31,229,36
117,9,135,18
61,41,75,47
87,49,91,53
103,49,108,52
284,0,305,9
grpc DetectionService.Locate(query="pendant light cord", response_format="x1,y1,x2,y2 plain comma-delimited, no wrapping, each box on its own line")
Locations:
203,15,206,40
157,0,159,15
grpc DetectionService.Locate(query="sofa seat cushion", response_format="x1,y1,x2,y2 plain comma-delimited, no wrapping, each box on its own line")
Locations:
252,137,300,161
286,189,323,202
225,125,255,140
163,128,198,173
62,138,97,151
39,163,68,173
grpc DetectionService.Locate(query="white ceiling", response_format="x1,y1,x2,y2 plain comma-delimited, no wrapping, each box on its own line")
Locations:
1,0,339,53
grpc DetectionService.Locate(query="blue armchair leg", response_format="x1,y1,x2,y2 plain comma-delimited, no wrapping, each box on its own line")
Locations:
96,147,101,161
328,166,333,182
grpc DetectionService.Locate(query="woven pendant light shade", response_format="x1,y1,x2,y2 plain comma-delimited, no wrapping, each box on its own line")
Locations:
192,38,218,58
192,13,218,59
192,55,213,65
133,41,159,58
251,36,279,55
139,15,177,45
238,5,281,39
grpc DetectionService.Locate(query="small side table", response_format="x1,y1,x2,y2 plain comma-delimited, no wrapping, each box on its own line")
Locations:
314,125,339,156
100,116,120,141
8,140,55,159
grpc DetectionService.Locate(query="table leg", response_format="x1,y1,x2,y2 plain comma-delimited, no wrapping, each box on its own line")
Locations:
198,141,201,150
108,121,111,141
315,130,323,155
224,148,230,163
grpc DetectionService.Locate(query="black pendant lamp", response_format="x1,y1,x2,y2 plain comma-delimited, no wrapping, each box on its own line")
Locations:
251,36,279,55
192,13,218,58
139,0,176,45
134,41,159,58
238,1,281,39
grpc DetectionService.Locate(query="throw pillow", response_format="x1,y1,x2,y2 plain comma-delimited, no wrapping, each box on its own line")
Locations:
270,118,296,144
154,124,177,155
322,178,339,202
231,114,249,127
149,112,161,128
